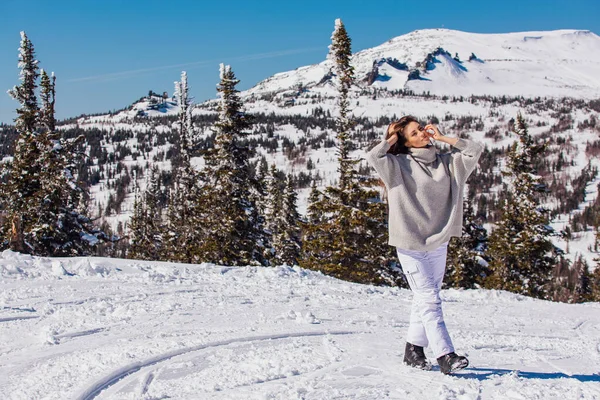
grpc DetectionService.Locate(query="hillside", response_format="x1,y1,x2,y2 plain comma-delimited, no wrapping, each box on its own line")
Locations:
1,29,599,267
1,250,599,399
247,29,600,99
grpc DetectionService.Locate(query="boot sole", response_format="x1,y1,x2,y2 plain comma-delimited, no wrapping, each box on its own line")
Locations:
442,359,469,375
403,361,433,371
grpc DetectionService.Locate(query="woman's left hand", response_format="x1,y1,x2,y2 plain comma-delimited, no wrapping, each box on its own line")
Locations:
425,124,459,146
424,124,444,141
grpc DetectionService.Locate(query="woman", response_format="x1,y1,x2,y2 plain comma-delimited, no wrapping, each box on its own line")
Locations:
365,116,483,374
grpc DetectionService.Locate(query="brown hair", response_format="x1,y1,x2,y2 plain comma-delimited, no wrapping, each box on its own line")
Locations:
385,115,419,155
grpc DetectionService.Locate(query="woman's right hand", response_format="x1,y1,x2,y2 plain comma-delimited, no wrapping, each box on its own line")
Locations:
386,127,399,145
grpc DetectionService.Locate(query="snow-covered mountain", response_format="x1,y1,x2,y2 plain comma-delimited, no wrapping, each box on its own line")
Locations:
48,28,600,267
1,250,599,399
248,29,600,99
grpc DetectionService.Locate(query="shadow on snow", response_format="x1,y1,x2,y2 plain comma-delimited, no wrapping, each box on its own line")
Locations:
456,367,600,382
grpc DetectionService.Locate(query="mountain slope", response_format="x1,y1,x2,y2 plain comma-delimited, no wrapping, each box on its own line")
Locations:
38,29,600,268
248,29,600,98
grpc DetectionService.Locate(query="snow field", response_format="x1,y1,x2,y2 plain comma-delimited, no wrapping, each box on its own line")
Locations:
1,251,599,399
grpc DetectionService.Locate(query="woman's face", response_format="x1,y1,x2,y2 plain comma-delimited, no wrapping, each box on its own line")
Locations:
402,121,431,148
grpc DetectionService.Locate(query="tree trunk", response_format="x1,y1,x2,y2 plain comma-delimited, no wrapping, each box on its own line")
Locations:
10,215,24,253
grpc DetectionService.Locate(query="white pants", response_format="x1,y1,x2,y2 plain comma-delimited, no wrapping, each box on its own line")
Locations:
396,242,454,358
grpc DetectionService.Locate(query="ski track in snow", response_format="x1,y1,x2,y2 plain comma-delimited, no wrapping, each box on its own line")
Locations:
78,331,356,400
0,315,39,323
1,252,600,399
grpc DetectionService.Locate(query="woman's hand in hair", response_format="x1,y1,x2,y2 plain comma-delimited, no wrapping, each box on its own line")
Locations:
425,124,459,146
386,126,399,146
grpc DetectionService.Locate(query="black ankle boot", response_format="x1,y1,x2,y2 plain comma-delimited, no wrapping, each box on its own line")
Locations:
403,342,432,370
437,352,469,374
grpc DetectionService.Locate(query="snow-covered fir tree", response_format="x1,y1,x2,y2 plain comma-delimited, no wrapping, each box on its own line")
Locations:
275,174,302,266
263,164,284,264
196,64,265,266
162,71,203,263
39,70,56,132
305,180,322,225
128,172,147,259
485,113,558,299
1,32,42,252
1,33,106,255
128,169,164,261
30,124,105,256
445,190,489,289
301,19,401,285
143,166,163,259
8,32,39,134
263,167,301,265
572,256,593,303
329,18,357,195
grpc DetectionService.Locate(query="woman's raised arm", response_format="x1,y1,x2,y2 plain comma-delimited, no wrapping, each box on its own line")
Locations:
365,138,403,188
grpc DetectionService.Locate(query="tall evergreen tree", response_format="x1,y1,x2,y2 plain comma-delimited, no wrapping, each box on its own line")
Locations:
572,256,593,303
162,72,203,263
196,64,264,266
28,125,104,256
8,31,39,134
1,33,106,255
263,164,283,263
300,19,400,285
275,174,302,266
328,18,357,196
144,166,163,259
592,231,600,301
1,32,42,252
39,70,56,132
305,180,322,225
485,113,557,299
128,172,147,259
128,169,164,261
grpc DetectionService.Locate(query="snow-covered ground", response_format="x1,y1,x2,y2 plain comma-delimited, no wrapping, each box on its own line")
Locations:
1,251,599,399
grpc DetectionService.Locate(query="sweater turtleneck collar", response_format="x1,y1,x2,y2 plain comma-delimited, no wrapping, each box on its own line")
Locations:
408,145,437,164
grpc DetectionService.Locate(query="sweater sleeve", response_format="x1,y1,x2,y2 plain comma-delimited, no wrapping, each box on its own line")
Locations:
450,138,484,182
365,139,403,188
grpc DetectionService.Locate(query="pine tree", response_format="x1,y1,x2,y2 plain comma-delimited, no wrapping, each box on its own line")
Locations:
162,71,202,263
39,70,56,132
1,32,42,252
485,113,557,299
29,71,106,255
1,33,106,255
8,32,39,134
592,230,600,301
196,64,264,266
328,18,357,196
572,256,593,303
263,164,283,264
276,174,302,266
446,190,489,289
300,19,401,286
28,127,105,256
128,172,148,259
143,166,163,259
306,180,322,225
128,169,164,261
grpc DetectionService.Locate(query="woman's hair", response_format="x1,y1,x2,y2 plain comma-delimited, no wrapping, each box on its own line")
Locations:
385,115,419,155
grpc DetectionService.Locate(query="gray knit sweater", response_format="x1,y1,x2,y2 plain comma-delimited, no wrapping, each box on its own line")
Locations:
365,138,484,251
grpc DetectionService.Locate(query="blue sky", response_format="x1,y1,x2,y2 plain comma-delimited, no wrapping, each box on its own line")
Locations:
1,0,598,124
